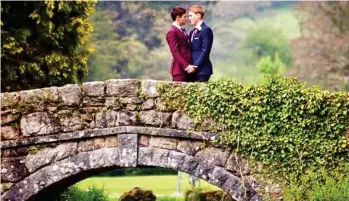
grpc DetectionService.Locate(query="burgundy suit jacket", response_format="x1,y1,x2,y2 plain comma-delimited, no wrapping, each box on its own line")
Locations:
166,25,192,75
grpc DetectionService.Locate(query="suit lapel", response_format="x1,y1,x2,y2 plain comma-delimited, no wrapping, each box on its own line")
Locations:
190,29,200,43
190,22,206,43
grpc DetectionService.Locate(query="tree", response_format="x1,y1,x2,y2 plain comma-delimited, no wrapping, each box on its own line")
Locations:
288,2,349,91
84,4,158,81
208,1,272,21
96,1,164,50
241,22,292,67
1,1,96,92
84,1,175,82
257,52,286,76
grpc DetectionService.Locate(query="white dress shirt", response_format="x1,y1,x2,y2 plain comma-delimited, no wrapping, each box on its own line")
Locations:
172,22,183,31
195,21,204,31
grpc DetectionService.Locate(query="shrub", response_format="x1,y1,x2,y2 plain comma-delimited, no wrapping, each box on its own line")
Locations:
284,165,349,201
118,187,156,201
185,189,233,201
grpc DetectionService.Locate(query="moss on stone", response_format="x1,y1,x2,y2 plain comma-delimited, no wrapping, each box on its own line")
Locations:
118,187,156,201
185,190,234,201
27,145,46,155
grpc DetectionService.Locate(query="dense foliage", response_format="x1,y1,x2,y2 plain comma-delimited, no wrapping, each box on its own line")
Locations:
241,23,292,67
1,1,96,92
284,165,349,201
2,2,348,92
84,7,150,81
85,2,299,84
159,76,349,180
257,52,285,76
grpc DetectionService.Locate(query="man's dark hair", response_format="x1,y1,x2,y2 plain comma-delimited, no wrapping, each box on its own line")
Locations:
171,6,186,21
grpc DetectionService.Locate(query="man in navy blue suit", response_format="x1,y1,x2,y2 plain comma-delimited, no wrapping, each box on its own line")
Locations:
188,5,214,82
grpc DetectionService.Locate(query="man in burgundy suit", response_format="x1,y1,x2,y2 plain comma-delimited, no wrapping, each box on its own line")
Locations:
166,7,196,82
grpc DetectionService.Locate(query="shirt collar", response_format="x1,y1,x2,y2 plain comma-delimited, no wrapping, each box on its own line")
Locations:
172,22,183,31
195,21,204,30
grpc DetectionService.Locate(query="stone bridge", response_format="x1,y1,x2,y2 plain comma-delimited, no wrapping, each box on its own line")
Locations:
1,79,263,201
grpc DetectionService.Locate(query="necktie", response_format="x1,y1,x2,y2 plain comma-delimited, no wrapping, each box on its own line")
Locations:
181,28,188,36
191,28,198,42
181,28,189,43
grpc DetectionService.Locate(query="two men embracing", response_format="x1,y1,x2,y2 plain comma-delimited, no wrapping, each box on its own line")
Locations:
166,5,214,82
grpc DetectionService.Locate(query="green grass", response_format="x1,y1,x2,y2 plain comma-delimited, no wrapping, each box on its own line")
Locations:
76,174,221,200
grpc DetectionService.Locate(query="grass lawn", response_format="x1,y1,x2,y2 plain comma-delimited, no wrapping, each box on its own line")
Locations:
76,174,221,200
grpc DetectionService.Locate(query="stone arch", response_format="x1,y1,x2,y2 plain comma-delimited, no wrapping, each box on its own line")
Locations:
2,147,262,201
1,79,266,201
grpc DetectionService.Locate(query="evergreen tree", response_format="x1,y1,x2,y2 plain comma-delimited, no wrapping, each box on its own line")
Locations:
1,1,96,92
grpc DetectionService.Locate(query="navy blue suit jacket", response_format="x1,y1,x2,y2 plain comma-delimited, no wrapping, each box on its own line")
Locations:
189,22,214,75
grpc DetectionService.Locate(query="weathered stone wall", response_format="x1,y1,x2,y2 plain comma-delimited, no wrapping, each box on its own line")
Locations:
0,79,262,201
1,80,209,142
